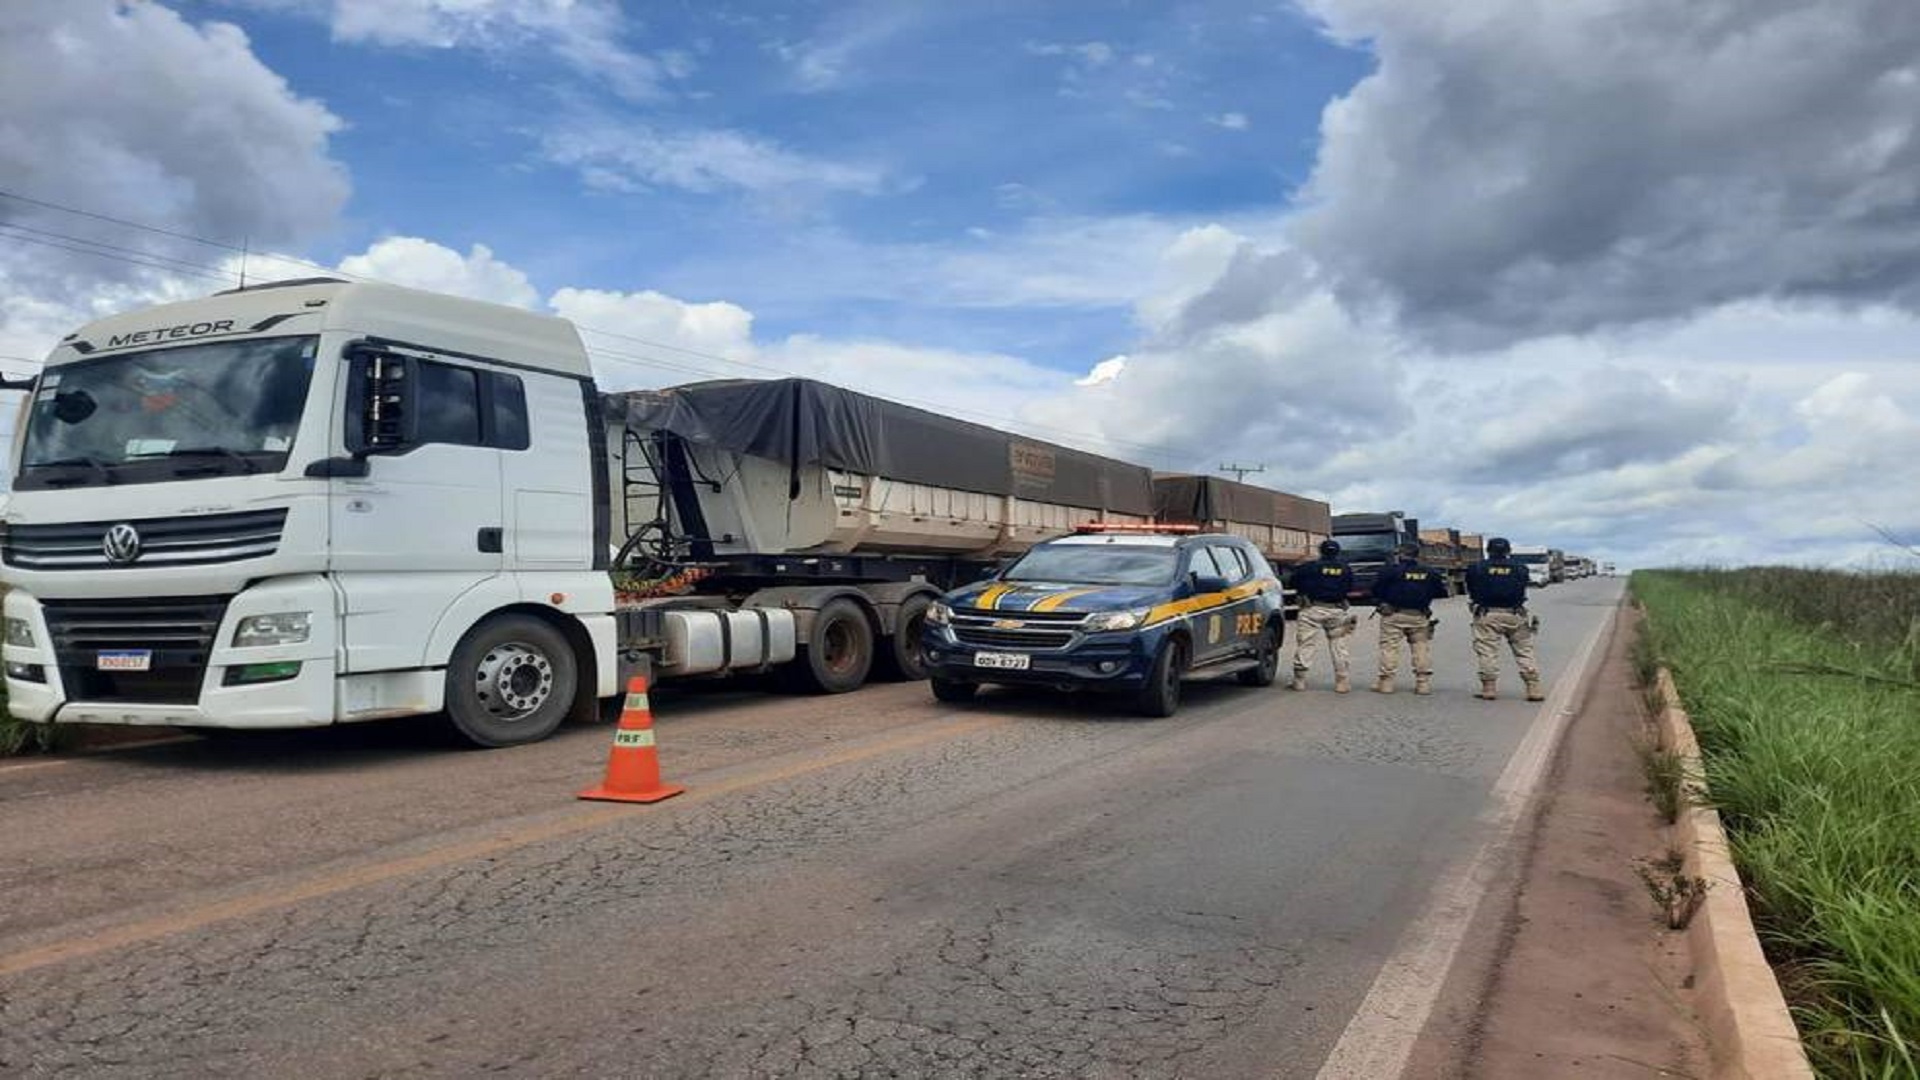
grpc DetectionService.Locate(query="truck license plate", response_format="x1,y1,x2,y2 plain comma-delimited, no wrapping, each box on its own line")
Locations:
97,650,152,672
973,651,1030,671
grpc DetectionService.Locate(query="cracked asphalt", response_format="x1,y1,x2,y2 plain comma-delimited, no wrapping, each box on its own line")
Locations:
0,580,1623,1078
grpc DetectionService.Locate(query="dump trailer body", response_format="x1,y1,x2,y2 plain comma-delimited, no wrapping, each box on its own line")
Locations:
1417,526,1479,593
605,379,1155,568
1151,474,1331,614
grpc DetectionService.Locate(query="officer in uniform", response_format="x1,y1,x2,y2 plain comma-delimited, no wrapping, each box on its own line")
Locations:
1288,539,1357,693
1465,537,1543,701
1371,542,1448,695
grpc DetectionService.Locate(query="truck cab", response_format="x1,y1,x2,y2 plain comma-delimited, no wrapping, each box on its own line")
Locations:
1330,511,1419,599
1,278,618,746
1509,545,1553,587
920,526,1285,717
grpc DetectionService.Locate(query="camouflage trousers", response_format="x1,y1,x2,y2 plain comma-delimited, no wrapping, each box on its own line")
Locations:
1377,609,1434,678
1293,603,1354,677
1472,609,1539,679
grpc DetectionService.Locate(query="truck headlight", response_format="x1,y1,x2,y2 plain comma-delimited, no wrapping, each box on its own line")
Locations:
1082,608,1148,633
234,612,311,647
4,616,35,648
926,600,953,626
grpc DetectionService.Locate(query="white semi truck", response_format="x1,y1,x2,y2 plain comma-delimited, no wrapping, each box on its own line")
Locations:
0,278,1154,746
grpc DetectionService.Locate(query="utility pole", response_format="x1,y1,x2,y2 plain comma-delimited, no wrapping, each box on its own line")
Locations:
1219,462,1265,483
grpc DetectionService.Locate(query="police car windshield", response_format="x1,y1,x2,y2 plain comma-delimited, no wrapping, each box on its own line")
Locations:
1002,545,1181,586
19,336,317,488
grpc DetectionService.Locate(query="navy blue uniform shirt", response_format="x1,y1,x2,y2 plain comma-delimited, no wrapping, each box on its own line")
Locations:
1465,557,1529,608
1289,558,1354,604
1372,561,1448,612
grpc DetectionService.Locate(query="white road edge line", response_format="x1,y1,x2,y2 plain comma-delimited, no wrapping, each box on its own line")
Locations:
1313,599,1618,1080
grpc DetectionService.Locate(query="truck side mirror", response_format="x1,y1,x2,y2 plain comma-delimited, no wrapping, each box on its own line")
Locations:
344,349,417,456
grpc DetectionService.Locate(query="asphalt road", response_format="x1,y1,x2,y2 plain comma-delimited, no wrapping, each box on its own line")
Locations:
0,578,1624,1079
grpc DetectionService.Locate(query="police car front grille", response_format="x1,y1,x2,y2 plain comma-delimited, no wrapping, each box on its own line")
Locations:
2,509,288,570
950,610,1082,651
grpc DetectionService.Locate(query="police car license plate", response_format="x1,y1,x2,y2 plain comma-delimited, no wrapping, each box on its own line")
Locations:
97,650,152,672
972,651,1030,671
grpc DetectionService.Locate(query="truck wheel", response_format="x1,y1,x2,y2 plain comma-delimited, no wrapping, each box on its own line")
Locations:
445,615,578,748
930,677,977,704
1134,638,1186,718
874,594,933,682
1238,623,1282,687
788,597,874,694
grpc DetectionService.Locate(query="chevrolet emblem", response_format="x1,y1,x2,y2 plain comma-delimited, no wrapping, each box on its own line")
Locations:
992,619,1025,630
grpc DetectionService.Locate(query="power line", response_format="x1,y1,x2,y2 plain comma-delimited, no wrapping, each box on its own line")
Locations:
0,221,240,280
0,187,1234,467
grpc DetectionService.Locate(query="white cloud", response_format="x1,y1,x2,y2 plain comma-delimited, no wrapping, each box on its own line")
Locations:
233,0,685,100
540,123,890,199
337,237,539,308
551,287,756,377
0,0,348,290
1293,0,1920,347
1076,356,1127,386
1025,41,1117,68
1209,112,1250,131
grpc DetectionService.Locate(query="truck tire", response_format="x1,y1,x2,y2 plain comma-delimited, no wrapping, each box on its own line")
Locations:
930,677,977,704
445,615,578,748
787,597,874,694
874,593,933,682
1238,622,1282,687
1133,638,1186,718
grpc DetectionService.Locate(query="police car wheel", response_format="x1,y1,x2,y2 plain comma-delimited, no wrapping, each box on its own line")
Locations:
1238,623,1281,687
1134,639,1185,718
930,677,977,703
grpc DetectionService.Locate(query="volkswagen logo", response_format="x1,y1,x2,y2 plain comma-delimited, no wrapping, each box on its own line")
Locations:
102,523,143,565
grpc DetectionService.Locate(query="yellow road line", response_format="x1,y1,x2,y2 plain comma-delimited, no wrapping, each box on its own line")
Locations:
0,714,1009,979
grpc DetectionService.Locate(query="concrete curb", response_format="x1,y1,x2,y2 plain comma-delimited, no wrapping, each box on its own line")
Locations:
1653,667,1814,1080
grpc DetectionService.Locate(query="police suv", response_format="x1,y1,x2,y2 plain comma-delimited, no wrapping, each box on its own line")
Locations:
921,525,1287,717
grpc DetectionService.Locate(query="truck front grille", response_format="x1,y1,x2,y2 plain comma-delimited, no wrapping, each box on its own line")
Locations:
950,610,1083,651
43,596,230,705
2,509,288,571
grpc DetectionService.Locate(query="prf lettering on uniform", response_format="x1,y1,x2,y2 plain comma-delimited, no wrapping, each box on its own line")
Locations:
1407,572,1428,580
1490,567,1512,575
1327,567,1345,575
107,320,236,348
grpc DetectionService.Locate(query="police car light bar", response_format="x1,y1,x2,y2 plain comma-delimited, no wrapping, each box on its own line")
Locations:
1074,522,1201,535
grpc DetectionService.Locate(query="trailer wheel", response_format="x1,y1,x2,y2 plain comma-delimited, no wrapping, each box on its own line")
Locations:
789,598,874,694
874,593,933,682
445,615,578,747
1133,638,1186,718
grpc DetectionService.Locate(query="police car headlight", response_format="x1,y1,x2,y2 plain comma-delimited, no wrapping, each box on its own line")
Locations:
926,601,953,626
234,612,311,647
1082,608,1148,632
3,617,34,649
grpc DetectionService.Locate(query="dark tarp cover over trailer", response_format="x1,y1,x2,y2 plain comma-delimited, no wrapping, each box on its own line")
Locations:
1152,474,1332,535
606,378,1156,516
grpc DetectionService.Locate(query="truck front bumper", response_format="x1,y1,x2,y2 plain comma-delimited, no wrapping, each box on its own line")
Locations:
3,576,340,729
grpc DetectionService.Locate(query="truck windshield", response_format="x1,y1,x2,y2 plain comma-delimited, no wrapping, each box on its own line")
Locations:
1002,545,1180,586
17,336,318,490
1514,553,1550,564
1335,533,1399,558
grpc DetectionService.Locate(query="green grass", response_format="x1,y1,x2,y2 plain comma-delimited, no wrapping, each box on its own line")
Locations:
0,679,59,755
1634,569,1920,1077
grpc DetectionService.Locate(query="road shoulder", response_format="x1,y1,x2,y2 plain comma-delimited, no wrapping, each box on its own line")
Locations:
1416,603,1707,1078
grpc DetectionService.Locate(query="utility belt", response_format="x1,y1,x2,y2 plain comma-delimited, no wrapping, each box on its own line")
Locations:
1472,603,1527,616
1377,604,1432,617
1303,597,1350,609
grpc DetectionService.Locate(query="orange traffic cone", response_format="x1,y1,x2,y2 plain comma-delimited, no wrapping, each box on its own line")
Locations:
578,676,685,804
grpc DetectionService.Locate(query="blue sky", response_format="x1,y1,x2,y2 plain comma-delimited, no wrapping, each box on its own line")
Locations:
6,1,1920,567
179,0,1368,367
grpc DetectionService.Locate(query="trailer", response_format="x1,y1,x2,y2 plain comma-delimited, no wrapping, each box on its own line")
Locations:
0,278,1155,747
1149,473,1331,601
1416,527,1482,594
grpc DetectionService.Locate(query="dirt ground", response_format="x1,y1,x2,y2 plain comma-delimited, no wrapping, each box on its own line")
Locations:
1417,605,1709,1079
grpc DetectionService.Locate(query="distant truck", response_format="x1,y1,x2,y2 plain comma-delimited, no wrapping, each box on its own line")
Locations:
1150,474,1331,612
1510,545,1555,587
0,278,1160,747
1547,548,1568,583
1330,510,1421,599
1416,527,1483,594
